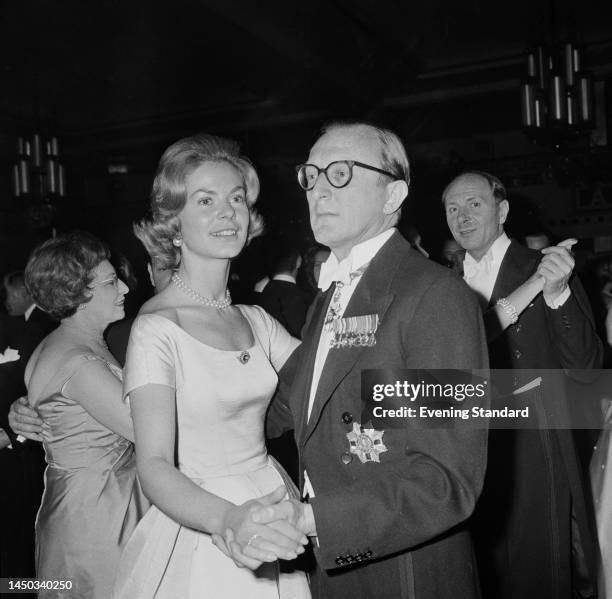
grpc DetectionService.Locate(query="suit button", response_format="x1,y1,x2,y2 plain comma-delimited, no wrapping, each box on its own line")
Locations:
514,323,522,333
514,349,522,359
364,550,373,558
346,555,355,564
341,412,353,424
355,554,364,562
335,556,346,566
341,452,353,465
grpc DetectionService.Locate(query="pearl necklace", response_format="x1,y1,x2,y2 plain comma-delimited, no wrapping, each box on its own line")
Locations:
171,272,232,309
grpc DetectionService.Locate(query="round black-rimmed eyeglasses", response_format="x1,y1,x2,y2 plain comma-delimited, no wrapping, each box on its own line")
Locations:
296,160,400,191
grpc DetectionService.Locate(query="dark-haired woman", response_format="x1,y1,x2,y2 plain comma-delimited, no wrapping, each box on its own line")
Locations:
23,231,147,598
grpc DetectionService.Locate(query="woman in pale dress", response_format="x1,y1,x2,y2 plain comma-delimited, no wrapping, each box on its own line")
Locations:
21,231,147,598
591,304,612,598
112,133,310,598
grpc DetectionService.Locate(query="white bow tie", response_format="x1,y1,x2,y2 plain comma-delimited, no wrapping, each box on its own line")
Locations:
318,259,369,292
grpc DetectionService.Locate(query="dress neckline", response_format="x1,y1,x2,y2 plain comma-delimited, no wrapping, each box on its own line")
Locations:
139,309,257,354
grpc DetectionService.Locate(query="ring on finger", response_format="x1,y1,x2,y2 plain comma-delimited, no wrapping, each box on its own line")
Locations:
246,533,260,547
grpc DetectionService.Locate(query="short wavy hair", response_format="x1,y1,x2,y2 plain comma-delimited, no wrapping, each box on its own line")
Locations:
25,231,110,320
134,133,264,270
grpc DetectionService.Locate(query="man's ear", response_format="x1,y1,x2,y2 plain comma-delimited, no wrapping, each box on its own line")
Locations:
498,199,509,225
383,180,409,215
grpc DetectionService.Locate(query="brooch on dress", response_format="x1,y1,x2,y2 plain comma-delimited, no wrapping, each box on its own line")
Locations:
346,422,388,463
329,313,379,349
237,350,250,364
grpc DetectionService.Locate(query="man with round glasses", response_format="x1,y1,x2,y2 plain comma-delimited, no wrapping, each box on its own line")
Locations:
226,122,489,599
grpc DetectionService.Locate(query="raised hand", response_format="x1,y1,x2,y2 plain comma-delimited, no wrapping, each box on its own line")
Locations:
537,238,577,302
8,396,46,442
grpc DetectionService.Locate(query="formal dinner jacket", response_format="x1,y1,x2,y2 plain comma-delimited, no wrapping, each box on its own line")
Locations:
268,231,489,599
1,308,56,438
476,239,602,599
0,308,56,586
488,240,601,373
256,279,310,339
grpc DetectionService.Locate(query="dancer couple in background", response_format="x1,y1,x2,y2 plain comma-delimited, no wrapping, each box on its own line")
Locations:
12,122,602,599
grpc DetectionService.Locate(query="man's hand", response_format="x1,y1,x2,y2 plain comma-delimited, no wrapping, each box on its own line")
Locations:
538,239,577,303
252,498,317,537
8,396,45,442
215,486,308,569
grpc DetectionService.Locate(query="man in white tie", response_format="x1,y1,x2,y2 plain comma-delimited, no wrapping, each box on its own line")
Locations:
221,122,489,599
443,171,602,599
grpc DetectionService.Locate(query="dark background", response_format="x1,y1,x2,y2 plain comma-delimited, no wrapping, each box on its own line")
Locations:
1,0,611,295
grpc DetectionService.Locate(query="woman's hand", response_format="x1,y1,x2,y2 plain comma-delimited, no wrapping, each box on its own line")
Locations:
214,486,308,569
252,498,316,537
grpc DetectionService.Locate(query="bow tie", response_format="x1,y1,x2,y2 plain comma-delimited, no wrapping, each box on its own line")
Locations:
318,259,369,292
463,253,492,280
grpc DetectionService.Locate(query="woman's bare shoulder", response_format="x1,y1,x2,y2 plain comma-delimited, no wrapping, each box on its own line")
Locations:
137,291,179,324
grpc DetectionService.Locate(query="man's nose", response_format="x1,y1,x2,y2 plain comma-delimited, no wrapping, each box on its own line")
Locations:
309,174,332,201
457,208,471,222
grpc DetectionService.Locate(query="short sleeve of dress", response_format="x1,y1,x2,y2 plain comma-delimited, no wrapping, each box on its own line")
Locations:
123,314,176,400
241,305,300,371
57,353,110,399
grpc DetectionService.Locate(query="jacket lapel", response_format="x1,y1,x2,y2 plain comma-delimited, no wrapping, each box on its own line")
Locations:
489,241,536,306
291,287,334,447
301,233,404,445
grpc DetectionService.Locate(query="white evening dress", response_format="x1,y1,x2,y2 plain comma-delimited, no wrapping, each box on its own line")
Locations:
591,398,612,599
112,305,310,599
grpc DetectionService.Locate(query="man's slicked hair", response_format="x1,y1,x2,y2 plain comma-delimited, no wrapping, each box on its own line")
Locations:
443,170,507,205
321,121,410,187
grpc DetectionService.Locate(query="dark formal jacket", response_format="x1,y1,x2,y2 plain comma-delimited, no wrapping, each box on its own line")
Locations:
474,240,602,599
0,307,56,585
256,278,310,339
1,308,57,439
268,232,489,599
105,317,135,367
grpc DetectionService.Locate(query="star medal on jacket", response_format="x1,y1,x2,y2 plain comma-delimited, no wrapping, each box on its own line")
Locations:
346,422,388,463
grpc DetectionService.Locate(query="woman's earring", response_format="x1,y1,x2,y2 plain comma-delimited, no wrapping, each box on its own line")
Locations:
172,237,182,248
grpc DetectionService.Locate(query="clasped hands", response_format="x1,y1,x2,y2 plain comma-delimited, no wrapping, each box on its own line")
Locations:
9,397,316,570
213,486,315,570
532,238,577,300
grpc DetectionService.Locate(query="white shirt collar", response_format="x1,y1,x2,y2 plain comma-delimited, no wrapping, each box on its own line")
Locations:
463,231,511,270
318,228,395,291
24,304,36,322
272,273,296,284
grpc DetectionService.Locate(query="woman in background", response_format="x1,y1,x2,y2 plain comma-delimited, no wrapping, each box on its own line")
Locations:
23,231,147,598
591,305,612,598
